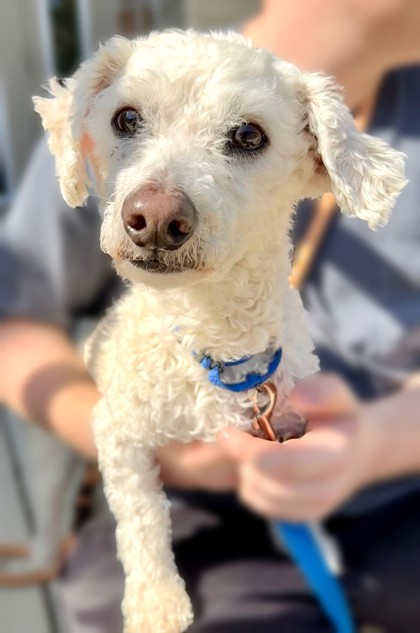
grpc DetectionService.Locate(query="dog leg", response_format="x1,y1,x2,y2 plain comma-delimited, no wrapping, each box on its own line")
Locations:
93,401,193,633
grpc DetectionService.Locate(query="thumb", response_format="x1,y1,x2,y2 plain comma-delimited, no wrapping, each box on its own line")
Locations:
289,373,360,420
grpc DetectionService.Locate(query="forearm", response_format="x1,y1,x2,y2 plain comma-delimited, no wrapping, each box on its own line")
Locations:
0,319,98,459
368,383,420,484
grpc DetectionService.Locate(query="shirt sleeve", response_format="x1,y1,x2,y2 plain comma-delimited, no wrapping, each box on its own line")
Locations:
0,137,114,328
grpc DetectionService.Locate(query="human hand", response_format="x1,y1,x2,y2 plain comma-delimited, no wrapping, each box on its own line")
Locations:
156,440,237,492
219,374,382,521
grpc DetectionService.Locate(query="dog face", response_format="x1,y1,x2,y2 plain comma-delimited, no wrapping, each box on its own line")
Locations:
34,30,406,289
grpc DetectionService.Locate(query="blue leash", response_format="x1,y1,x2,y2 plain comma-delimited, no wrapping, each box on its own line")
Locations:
275,522,355,633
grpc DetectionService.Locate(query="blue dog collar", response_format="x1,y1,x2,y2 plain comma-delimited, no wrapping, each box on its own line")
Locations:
199,346,282,392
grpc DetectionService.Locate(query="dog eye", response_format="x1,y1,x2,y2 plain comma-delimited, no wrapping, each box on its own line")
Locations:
112,108,143,137
229,123,267,152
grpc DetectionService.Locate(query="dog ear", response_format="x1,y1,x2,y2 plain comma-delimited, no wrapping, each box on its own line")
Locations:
300,72,406,228
33,77,89,207
33,36,134,208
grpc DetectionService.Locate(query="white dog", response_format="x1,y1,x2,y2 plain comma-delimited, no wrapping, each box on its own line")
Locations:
34,30,405,633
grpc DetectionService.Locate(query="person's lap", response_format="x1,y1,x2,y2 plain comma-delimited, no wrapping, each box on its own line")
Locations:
58,490,420,632
173,498,329,633
171,498,330,632
330,491,420,633
174,491,420,633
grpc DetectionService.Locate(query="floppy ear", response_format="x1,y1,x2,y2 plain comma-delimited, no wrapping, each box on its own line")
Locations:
301,72,406,228
33,77,89,207
33,36,135,208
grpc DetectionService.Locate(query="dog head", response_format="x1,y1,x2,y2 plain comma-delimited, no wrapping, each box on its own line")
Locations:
34,30,406,288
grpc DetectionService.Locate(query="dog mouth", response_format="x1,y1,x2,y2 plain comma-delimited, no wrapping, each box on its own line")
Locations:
130,257,191,274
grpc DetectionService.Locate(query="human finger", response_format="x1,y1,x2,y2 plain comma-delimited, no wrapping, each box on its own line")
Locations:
238,463,344,521
289,373,360,420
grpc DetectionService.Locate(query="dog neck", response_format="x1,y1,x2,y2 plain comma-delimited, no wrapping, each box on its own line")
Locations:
155,240,291,361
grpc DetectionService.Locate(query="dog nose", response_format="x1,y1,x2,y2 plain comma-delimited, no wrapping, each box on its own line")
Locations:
121,185,197,250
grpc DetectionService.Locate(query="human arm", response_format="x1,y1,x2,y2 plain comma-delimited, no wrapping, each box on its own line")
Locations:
0,318,98,459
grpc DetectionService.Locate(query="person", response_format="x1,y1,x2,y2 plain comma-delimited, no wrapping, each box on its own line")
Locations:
1,1,420,630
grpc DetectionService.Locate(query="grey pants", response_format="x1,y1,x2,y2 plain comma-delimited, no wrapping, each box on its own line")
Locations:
58,491,420,633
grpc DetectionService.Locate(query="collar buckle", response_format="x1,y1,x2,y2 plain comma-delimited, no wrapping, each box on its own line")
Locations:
252,381,277,441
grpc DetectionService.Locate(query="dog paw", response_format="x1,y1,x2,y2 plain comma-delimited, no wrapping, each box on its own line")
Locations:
123,578,193,633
